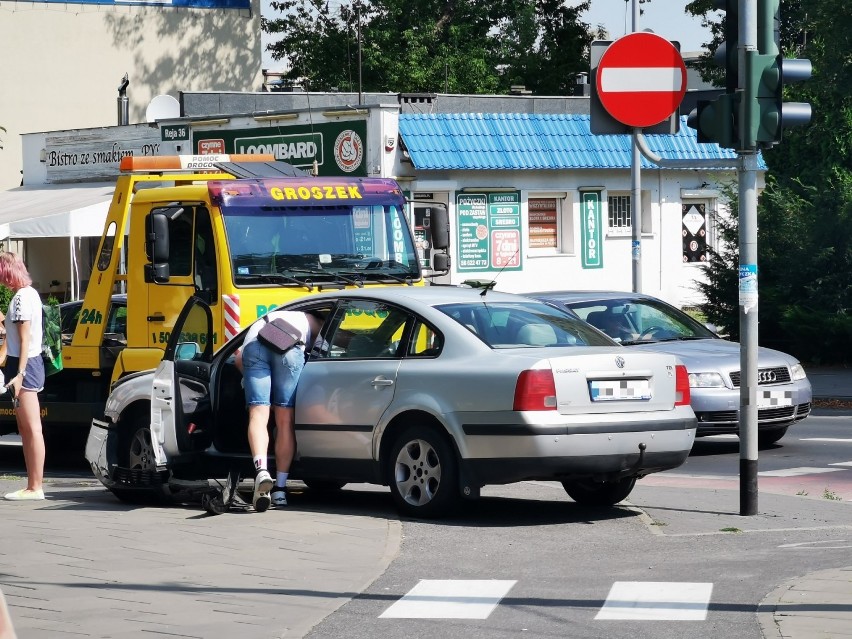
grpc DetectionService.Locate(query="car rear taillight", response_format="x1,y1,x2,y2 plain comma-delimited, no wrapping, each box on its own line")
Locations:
675,364,691,406
514,369,557,411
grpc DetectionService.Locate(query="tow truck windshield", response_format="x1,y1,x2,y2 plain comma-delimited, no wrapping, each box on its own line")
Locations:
223,203,420,287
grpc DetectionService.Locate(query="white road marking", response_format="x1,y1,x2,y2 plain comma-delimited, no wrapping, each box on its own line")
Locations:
779,540,852,549
659,473,737,481
703,434,739,440
379,579,516,619
800,438,852,443
758,467,845,477
596,581,713,621
829,461,852,467
600,68,683,93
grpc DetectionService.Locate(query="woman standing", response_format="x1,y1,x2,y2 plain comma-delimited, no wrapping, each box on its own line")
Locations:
0,252,46,501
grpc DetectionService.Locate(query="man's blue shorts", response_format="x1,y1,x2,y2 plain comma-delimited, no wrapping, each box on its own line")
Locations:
242,339,306,408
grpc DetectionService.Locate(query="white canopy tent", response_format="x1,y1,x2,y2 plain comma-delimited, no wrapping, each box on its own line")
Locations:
0,182,115,300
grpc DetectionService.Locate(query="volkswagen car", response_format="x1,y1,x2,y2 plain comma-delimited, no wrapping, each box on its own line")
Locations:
531,291,811,446
86,286,696,518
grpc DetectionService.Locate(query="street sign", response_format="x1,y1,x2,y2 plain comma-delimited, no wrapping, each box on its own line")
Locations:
596,32,687,128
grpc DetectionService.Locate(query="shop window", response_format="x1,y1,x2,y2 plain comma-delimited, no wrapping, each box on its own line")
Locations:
606,194,652,236
528,198,560,250
607,195,632,235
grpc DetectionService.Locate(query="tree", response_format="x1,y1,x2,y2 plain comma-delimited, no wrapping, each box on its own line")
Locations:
263,0,599,95
686,0,852,363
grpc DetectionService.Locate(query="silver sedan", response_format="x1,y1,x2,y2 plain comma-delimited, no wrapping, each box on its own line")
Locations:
531,290,812,446
87,286,696,518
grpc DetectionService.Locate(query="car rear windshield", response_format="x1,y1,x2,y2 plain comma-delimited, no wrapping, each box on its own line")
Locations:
436,301,617,348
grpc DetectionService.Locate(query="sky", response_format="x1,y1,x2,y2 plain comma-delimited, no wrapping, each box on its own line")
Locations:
261,1,714,69
580,1,713,53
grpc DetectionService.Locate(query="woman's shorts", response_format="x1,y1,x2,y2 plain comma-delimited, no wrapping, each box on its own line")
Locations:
2,355,45,393
242,339,306,408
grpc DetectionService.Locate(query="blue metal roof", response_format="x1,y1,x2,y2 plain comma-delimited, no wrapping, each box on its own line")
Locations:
398,113,757,171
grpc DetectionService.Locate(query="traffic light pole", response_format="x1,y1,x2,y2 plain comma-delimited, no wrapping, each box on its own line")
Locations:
738,0,759,516
738,152,759,516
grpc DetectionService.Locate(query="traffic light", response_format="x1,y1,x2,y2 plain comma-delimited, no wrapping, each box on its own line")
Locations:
745,0,812,148
688,93,738,148
687,0,739,148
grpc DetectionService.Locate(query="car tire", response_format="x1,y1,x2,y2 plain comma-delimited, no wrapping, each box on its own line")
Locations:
302,479,347,491
387,425,459,519
562,476,637,507
758,426,789,448
109,414,168,505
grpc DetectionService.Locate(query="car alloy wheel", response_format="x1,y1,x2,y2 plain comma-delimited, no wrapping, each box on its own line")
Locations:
127,425,156,470
387,425,459,518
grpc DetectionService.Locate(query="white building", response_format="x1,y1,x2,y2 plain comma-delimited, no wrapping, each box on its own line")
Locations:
1,93,760,308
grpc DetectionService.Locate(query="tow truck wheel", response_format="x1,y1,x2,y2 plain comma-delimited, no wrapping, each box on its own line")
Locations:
109,413,168,505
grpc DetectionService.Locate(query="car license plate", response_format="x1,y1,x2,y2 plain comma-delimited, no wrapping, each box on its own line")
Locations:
758,390,793,408
590,379,652,401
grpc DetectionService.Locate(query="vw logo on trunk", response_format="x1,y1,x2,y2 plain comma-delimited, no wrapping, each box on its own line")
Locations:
615,356,625,369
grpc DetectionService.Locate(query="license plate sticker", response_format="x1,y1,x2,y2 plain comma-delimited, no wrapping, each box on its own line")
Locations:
590,379,652,401
758,390,793,408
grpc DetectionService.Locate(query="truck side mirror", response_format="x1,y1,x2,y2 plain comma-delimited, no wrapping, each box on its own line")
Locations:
432,252,450,274
429,204,450,250
144,212,171,283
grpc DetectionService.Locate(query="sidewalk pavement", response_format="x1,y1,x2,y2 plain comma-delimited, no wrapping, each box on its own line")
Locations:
763,365,852,637
0,477,401,639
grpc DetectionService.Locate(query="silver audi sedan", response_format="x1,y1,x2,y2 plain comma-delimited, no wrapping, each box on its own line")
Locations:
87,286,696,518
530,291,812,446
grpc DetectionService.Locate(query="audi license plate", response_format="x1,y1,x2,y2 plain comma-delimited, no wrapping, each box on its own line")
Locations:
758,390,793,408
590,379,652,402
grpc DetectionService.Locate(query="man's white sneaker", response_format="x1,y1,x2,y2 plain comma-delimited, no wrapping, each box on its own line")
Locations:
253,470,273,512
271,487,287,507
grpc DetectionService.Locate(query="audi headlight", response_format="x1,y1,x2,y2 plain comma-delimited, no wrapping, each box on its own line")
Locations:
790,363,807,381
688,372,726,388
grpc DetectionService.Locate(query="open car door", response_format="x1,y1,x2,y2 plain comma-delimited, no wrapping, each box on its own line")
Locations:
150,296,214,465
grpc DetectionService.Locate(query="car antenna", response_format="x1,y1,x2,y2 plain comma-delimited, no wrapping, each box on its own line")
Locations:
462,247,520,296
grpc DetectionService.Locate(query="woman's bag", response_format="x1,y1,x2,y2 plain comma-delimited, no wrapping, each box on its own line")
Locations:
257,316,303,354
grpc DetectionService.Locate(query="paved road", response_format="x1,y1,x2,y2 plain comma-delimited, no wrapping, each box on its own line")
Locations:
2,409,852,638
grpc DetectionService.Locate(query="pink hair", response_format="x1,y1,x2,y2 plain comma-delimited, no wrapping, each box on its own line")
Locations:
0,252,33,290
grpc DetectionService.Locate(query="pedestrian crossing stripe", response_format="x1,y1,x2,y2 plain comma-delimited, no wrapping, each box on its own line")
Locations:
596,581,714,621
758,466,844,477
379,579,516,619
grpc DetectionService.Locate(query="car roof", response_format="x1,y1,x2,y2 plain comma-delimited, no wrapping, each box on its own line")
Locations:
290,285,546,308
60,294,126,309
527,290,664,304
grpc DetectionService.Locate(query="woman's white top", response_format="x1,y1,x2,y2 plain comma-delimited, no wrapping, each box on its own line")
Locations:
5,286,43,358
243,310,311,349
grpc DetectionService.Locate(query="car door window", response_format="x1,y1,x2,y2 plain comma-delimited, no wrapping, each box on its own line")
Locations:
325,301,411,359
407,320,442,357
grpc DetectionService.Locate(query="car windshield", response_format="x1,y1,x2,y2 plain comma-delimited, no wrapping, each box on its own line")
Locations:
565,298,716,345
436,301,616,348
222,204,420,287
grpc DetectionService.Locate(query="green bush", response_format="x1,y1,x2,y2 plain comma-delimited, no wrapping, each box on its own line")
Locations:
0,285,11,315
778,306,852,366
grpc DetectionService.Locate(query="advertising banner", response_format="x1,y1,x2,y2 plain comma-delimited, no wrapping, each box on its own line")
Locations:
456,192,522,272
193,121,368,177
581,190,603,269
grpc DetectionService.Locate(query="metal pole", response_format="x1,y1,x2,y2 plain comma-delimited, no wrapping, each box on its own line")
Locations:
630,0,642,293
739,0,759,516
356,1,363,106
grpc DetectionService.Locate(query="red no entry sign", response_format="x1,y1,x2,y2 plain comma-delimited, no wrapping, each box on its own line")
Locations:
596,32,687,128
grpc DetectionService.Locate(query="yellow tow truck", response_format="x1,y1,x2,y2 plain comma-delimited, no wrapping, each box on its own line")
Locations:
0,154,448,443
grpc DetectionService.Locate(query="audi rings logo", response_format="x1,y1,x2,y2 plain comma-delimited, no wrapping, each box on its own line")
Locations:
758,370,777,383
615,356,625,369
